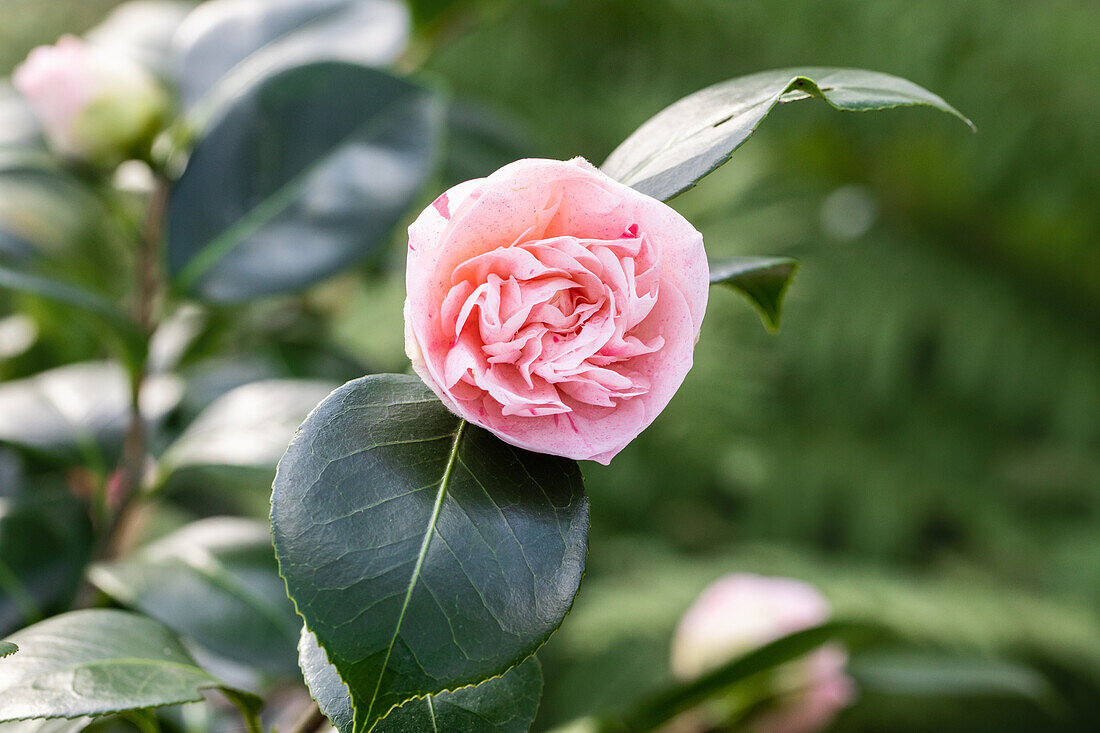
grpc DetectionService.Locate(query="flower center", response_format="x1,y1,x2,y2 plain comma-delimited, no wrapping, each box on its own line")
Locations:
440,226,664,417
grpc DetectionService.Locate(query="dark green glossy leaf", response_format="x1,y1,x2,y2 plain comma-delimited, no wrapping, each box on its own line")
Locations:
0,491,92,636
272,374,588,732
0,642,14,658
0,609,259,720
86,1,193,79
89,518,302,676
0,361,182,463
375,658,543,733
602,68,974,201
709,256,800,331
168,62,442,302
174,0,410,108
299,628,543,733
158,379,338,487
619,622,878,732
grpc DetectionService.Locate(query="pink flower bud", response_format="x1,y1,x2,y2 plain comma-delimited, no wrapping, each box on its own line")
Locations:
671,574,856,733
13,36,167,167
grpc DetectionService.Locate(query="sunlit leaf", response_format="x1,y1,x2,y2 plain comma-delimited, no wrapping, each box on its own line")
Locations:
603,68,974,201
0,609,259,720
86,0,193,78
159,379,337,485
0,361,182,463
0,718,94,733
175,0,410,108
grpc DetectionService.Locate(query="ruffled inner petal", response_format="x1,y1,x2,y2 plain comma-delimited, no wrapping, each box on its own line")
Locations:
438,182,669,417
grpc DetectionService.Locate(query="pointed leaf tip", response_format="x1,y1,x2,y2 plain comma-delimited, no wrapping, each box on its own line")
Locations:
709,256,800,331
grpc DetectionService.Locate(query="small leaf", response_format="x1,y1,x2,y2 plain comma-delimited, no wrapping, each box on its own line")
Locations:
272,374,588,732
174,0,410,108
0,642,15,658
0,609,259,720
299,628,543,733
0,361,182,463
168,62,442,302
89,518,302,676
602,68,974,201
0,491,93,636
620,622,878,732
708,256,800,331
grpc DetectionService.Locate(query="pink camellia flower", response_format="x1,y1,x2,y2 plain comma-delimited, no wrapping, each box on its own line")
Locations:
13,35,167,167
404,157,709,464
671,574,856,733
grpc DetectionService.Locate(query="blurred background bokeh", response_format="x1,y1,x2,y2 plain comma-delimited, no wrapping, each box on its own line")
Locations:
1,1,1097,731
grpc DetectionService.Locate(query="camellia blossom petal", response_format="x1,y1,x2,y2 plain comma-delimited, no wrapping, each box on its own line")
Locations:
404,157,709,464
13,35,167,167
672,574,856,733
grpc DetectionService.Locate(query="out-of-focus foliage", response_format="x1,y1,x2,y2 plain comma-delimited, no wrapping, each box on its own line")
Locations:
1,0,1097,731
413,0,1100,595
412,0,1100,728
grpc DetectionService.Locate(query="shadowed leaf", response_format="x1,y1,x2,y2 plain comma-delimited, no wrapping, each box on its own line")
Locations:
273,374,587,732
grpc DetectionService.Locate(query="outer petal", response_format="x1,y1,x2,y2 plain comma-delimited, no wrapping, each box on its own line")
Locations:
405,176,485,411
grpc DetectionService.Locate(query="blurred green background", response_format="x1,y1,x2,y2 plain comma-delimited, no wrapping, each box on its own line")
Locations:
2,0,1098,730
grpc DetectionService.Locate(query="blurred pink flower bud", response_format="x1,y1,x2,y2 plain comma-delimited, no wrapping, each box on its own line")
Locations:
671,574,855,733
13,36,168,167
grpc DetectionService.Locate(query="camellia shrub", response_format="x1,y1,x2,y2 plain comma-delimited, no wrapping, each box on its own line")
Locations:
0,1,974,732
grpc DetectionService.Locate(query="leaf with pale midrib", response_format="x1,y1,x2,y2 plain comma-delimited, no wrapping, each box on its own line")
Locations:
602,68,974,202
272,374,588,732
300,627,543,733
709,256,800,331
0,609,258,720
373,658,543,733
